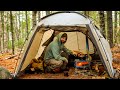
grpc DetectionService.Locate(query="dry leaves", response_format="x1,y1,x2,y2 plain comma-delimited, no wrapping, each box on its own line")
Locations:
0,45,120,79
0,53,19,73
111,45,120,73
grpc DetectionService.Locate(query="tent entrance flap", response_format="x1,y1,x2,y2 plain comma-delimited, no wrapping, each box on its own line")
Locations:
14,28,44,76
35,29,54,59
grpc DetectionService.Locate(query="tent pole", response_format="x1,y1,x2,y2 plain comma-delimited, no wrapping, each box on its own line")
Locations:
86,31,92,71
76,32,80,51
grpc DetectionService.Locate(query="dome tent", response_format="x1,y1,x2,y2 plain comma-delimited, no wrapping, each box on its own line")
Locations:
14,11,116,78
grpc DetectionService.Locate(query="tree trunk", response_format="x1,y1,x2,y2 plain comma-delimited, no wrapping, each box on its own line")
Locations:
6,12,10,51
18,11,21,41
10,11,15,54
25,11,29,40
0,23,1,52
21,11,24,39
0,37,1,53
14,11,19,49
114,11,117,44
0,12,2,53
99,11,106,38
27,11,31,33
46,11,50,16
1,11,4,52
107,11,113,48
38,11,41,22
50,11,53,14
84,11,89,17
118,11,120,44
32,11,37,30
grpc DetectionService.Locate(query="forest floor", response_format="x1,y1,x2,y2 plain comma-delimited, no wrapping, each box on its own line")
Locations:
0,45,120,79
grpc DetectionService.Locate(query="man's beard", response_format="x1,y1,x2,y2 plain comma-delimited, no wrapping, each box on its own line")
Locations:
61,41,66,44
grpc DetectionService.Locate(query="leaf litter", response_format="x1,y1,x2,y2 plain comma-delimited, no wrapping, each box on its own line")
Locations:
0,45,120,79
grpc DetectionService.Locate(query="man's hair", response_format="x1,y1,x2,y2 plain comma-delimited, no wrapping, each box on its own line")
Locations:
61,33,67,40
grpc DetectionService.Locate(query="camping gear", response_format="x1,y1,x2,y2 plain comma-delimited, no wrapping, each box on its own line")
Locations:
14,11,118,78
24,58,45,74
74,57,89,69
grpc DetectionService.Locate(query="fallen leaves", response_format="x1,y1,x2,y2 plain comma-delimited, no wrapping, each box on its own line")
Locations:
0,53,19,73
0,44,120,79
112,45,120,78
112,46,120,65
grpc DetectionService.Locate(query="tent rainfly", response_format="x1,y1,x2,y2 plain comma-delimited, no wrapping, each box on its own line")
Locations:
14,11,117,78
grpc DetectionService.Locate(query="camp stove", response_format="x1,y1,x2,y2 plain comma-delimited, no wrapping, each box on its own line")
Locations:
74,59,89,69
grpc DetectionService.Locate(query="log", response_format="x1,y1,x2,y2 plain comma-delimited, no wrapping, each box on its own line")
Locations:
5,55,17,60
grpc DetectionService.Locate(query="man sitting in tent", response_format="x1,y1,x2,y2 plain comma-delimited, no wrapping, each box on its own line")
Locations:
44,32,77,73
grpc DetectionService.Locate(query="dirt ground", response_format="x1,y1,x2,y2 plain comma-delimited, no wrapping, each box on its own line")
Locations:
0,45,120,79
18,67,107,79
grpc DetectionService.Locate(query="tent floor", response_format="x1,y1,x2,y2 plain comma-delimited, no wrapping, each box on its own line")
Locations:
19,67,108,79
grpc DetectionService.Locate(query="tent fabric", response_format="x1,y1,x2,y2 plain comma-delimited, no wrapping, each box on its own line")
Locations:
35,29,54,59
15,28,44,75
14,11,115,78
35,31,94,59
87,24,114,77
64,32,94,54
38,13,90,26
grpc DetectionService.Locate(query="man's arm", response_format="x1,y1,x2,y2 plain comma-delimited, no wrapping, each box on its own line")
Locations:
63,45,73,55
63,46,79,57
51,44,67,61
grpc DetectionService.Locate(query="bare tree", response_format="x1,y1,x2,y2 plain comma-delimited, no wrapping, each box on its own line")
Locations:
38,11,41,22
6,12,10,51
1,11,4,52
107,11,113,47
0,12,1,52
46,11,50,16
119,11,120,44
99,11,106,38
10,11,15,54
25,11,29,40
84,11,89,17
18,11,21,40
32,11,37,30
114,11,117,43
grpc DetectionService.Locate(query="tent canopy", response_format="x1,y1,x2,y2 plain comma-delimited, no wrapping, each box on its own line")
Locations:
38,12,91,26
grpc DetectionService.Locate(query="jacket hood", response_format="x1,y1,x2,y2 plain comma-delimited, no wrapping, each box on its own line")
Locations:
54,32,67,45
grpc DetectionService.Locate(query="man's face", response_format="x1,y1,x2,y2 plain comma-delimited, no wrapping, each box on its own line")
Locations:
60,37,67,43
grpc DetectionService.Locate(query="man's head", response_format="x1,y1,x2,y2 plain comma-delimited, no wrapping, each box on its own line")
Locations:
60,33,67,44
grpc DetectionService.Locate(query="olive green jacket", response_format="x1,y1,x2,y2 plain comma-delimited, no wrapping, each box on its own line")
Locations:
44,32,72,61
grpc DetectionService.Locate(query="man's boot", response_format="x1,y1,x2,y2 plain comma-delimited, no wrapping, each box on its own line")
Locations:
52,68,60,73
63,67,69,77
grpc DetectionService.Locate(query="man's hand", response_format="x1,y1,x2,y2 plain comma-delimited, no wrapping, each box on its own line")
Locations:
62,58,68,63
72,51,85,57
77,53,85,57
72,51,78,57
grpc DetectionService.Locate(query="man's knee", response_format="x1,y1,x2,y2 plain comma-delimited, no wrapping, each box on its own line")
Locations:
58,60,63,66
47,59,63,67
63,59,68,64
